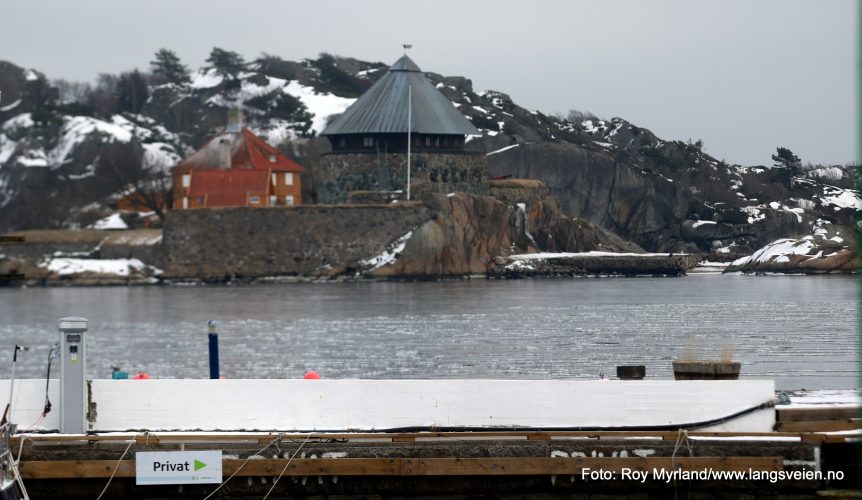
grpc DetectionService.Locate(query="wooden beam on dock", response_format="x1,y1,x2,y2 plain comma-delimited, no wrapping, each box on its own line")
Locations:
19,456,783,480
777,407,860,422
12,430,823,445
775,419,861,433
773,405,861,433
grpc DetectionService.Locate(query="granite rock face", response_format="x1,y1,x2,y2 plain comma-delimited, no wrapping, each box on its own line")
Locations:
483,140,843,254
724,226,858,274
488,142,692,246
367,188,642,278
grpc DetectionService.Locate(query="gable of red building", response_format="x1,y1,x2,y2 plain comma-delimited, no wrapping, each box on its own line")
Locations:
175,128,304,173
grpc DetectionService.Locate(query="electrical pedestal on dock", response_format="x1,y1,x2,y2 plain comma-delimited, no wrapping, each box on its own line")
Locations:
58,317,87,434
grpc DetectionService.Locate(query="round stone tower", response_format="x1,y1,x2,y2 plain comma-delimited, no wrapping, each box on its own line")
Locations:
319,55,487,204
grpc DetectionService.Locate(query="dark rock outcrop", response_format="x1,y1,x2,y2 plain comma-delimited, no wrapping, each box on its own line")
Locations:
0,62,54,124
0,229,164,285
368,189,641,278
487,143,693,251
724,226,858,274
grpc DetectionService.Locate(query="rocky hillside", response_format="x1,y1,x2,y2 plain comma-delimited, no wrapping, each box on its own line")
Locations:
0,53,857,255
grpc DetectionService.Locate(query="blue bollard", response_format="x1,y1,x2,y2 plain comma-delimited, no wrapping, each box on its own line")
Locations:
208,321,219,379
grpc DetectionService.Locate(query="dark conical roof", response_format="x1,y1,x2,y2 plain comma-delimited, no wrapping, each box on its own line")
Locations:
321,56,479,136
389,55,422,72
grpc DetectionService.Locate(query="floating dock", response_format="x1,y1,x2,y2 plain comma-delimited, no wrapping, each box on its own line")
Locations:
0,380,858,497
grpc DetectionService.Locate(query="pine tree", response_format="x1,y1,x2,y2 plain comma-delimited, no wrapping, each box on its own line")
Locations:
86,73,120,116
116,70,149,114
206,47,245,79
150,48,190,84
771,147,801,169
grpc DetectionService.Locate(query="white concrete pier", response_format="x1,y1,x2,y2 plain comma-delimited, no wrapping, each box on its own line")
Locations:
0,379,775,433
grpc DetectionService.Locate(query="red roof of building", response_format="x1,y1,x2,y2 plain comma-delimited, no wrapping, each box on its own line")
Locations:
188,169,270,207
175,128,304,173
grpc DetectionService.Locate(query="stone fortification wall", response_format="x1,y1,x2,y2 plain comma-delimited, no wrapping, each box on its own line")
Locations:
317,152,488,204
163,204,429,280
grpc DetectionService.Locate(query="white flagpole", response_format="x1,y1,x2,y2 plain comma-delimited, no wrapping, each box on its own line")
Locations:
407,84,412,201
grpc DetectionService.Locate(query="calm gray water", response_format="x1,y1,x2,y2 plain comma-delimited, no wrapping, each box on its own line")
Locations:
0,274,857,390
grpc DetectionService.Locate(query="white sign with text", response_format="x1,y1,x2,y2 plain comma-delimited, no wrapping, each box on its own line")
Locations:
135,450,222,485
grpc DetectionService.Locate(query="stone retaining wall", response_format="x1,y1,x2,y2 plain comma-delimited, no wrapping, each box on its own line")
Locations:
163,204,430,280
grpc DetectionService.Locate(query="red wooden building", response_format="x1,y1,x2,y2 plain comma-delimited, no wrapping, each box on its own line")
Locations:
172,123,304,209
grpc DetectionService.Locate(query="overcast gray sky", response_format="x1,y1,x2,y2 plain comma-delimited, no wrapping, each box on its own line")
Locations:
1,0,856,167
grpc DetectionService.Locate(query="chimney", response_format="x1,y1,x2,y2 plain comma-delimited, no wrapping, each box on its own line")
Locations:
226,108,243,133
218,138,231,169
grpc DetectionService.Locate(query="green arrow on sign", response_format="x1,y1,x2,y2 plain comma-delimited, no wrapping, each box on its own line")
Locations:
194,460,207,471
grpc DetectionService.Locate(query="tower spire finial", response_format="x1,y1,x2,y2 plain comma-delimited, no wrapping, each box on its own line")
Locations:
402,43,412,56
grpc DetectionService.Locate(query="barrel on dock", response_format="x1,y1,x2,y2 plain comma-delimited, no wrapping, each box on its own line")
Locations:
672,360,741,380
616,365,646,380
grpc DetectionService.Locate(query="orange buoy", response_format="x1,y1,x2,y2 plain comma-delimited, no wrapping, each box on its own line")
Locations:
303,370,320,380
132,372,151,380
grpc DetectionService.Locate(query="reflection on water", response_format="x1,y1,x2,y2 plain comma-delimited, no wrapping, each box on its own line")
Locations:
0,274,857,390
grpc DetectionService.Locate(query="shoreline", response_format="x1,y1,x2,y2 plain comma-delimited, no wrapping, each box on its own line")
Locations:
2,267,857,287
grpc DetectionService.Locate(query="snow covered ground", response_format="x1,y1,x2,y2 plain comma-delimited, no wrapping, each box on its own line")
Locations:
729,227,854,272
731,238,816,268
40,257,161,277
785,389,861,408
284,81,356,135
690,261,731,273
361,231,413,269
88,213,127,230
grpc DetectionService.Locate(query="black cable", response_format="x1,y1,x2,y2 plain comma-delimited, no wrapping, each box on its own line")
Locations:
353,400,776,433
42,347,57,417
82,399,776,435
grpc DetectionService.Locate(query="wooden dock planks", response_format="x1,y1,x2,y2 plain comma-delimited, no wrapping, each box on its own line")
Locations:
9,429,845,445
19,456,784,479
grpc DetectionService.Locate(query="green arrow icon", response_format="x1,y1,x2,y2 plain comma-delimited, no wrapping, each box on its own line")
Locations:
194,459,207,471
